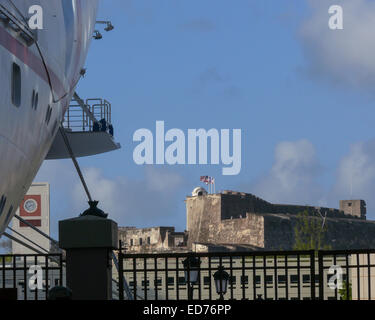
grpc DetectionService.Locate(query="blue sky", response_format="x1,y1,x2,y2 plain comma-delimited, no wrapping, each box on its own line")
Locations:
33,0,375,239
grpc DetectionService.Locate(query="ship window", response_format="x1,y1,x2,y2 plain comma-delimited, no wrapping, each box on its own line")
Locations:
31,90,35,109
49,108,52,123
35,93,38,110
31,90,38,110
0,196,6,217
45,105,52,124
11,63,21,107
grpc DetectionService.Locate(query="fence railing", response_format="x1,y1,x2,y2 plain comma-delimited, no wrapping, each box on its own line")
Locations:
0,254,64,300
118,249,375,301
118,250,317,301
317,249,375,300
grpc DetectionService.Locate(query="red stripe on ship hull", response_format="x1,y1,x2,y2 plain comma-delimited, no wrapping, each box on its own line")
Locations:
0,25,66,98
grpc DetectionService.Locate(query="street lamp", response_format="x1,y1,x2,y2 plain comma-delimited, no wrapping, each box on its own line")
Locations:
213,266,229,300
93,30,102,40
182,256,201,300
96,21,115,32
93,21,114,40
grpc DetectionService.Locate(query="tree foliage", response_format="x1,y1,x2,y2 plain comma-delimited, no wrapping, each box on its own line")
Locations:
293,210,331,251
338,281,352,300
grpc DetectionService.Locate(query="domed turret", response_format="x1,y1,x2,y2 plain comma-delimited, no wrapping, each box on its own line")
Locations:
192,187,208,197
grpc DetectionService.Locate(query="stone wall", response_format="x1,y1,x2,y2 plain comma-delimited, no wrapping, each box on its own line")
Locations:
207,213,264,248
220,191,274,219
263,214,375,250
186,194,222,248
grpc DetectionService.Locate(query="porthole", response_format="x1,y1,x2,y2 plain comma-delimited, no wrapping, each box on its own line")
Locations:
11,63,21,107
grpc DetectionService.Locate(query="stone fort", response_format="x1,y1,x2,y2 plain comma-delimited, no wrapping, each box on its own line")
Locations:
186,187,374,251
118,187,375,252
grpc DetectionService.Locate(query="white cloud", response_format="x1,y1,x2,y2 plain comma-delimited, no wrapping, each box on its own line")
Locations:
332,140,375,202
300,0,375,89
253,139,323,205
35,162,186,229
249,138,375,218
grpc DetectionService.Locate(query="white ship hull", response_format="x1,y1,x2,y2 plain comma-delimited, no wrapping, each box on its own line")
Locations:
0,0,98,234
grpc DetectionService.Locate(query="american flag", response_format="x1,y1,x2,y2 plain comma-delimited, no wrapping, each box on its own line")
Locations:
200,176,215,185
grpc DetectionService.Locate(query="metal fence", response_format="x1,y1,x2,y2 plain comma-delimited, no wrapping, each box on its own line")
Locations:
118,249,375,301
318,249,375,300
118,250,317,301
0,254,64,300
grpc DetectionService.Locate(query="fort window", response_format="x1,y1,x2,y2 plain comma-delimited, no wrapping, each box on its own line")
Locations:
290,275,298,284
326,274,332,283
130,239,133,246
266,275,273,285
167,277,174,286
348,203,352,207
139,238,143,245
141,280,150,288
179,277,186,285
11,63,21,107
325,274,346,283
241,275,248,285
278,275,286,284
302,274,310,284
147,237,150,245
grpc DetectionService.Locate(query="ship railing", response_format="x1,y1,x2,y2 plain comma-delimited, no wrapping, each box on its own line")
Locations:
63,97,112,133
